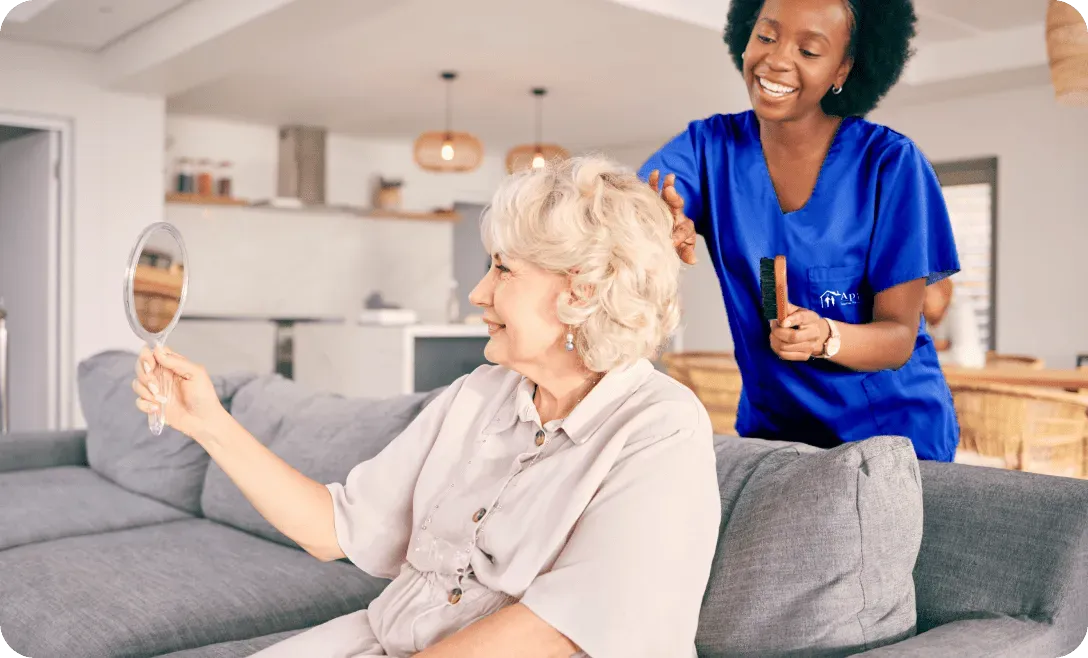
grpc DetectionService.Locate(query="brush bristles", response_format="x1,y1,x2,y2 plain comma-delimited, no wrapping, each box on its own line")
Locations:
759,257,777,321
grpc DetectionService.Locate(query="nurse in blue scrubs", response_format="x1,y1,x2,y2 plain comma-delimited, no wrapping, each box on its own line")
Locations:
642,0,961,461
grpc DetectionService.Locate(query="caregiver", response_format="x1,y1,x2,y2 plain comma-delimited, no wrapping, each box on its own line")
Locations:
643,0,961,461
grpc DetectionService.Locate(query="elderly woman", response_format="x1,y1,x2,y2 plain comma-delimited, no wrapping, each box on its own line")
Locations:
133,156,721,658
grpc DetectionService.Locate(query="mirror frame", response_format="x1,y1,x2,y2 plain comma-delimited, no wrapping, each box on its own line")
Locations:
123,221,190,347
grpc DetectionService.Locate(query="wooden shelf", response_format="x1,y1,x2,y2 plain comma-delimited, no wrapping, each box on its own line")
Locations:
164,195,460,222
166,192,249,206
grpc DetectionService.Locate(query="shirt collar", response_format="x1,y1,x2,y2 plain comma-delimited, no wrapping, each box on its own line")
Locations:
483,359,655,445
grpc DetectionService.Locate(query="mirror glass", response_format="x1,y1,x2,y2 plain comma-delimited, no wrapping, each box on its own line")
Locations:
123,222,188,434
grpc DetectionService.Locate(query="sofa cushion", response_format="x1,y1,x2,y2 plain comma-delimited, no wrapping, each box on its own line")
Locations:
201,375,444,547
0,466,190,551
696,435,924,657
78,350,256,515
0,519,388,658
156,630,306,657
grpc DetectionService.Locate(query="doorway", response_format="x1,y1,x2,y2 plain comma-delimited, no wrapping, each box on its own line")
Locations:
0,114,70,433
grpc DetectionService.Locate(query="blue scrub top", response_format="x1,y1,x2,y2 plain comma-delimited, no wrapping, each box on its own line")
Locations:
639,110,961,461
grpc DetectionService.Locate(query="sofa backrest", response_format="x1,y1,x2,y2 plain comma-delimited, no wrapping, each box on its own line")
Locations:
912,460,1088,647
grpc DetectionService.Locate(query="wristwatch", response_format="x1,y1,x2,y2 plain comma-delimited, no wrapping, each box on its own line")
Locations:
815,318,840,359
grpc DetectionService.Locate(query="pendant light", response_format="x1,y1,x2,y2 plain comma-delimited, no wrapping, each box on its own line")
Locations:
1046,0,1088,106
414,71,484,173
506,87,569,173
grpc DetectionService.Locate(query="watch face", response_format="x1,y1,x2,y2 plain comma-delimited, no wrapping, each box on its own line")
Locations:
827,338,841,356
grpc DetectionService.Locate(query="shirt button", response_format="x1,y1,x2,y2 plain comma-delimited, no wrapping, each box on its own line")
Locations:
472,508,487,523
449,588,463,605
535,430,546,447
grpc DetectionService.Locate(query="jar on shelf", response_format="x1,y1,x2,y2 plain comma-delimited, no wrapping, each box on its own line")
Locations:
175,158,194,194
216,161,233,198
196,159,215,197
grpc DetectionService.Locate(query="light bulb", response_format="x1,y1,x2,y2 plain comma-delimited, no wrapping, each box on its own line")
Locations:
441,141,455,161
531,152,545,168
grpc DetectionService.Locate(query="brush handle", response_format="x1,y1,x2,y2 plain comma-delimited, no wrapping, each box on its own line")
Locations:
774,255,789,325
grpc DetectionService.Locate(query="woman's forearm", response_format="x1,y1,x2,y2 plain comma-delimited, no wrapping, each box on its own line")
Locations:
828,319,917,371
194,411,344,561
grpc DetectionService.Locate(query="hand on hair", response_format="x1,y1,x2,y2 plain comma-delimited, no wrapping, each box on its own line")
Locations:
648,170,697,265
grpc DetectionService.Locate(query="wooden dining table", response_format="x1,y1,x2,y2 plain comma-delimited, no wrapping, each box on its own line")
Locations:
942,365,1088,391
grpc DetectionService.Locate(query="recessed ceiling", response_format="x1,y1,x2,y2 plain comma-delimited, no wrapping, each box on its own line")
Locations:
0,0,190,52
166,0,744,151
120,0,1050,153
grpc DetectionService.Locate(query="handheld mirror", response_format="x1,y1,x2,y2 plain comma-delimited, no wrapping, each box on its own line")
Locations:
123,222,189,435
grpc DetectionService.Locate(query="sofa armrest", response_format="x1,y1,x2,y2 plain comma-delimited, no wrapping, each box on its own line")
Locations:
854,617,1083,658
912,462,1088,656
0,429,87,473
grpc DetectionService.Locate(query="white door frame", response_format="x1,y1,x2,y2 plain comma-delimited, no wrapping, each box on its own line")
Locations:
0,110,74,430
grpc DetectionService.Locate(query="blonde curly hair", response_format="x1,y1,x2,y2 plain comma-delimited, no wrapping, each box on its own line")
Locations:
479,155,683,372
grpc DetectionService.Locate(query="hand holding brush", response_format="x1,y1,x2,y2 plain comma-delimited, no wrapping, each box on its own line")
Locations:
760,255,833,361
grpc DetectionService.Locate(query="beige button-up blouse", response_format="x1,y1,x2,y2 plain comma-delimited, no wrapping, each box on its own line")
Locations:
315,358,720,657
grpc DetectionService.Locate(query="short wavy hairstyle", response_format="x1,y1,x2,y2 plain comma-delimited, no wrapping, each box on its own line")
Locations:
479,155,682,373
723,0,918,117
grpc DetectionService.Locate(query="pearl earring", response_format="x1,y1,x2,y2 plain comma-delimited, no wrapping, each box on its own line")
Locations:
564,328,575,352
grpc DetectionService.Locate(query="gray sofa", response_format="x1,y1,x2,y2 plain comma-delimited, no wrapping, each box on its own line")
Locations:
1,350,1085,658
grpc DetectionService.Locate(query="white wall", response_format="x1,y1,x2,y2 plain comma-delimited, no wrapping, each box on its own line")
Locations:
0,41,165,427
595,85,1088,367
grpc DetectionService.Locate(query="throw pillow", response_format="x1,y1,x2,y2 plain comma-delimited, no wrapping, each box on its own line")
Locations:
78,350,256,515
696,435,923,657
200,374,445,548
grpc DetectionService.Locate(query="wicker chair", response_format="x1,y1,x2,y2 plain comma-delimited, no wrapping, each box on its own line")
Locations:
660,351,742,435
950,381,1087,479
985,351,1045,370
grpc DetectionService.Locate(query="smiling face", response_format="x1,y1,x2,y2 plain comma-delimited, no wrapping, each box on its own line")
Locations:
468,253,574,374
742,0,854,122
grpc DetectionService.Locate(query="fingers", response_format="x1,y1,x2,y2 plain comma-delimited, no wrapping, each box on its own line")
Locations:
134,347,155,380
662,179,685,214
680,242,697,265
772,324,820,345
152,346,198,381
132,376,166,404
136,398,161,415
648,170,660,192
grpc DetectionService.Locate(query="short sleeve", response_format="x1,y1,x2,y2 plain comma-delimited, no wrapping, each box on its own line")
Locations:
326,376,466,579
637,121,709,235
868,140,960,294
520,426,721,658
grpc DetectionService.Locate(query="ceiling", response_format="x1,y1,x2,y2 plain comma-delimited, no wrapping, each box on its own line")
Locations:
165,0,743,151
1,0,1056,151
0,0,190,52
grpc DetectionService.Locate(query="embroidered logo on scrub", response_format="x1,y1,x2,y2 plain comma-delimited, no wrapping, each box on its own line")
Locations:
820,290,859,309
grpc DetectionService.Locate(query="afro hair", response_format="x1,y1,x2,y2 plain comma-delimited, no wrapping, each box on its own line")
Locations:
723,0,918,117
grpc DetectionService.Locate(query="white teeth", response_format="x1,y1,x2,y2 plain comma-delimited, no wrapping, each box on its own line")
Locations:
759,78,797,96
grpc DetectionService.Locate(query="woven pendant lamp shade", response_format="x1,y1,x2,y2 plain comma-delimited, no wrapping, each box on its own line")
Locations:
1047,0,1088,106
506,87,569,173
414,72,484,173
505,144,570,173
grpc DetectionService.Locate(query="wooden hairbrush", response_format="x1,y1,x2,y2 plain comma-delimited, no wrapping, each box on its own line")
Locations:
759,255,789,325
